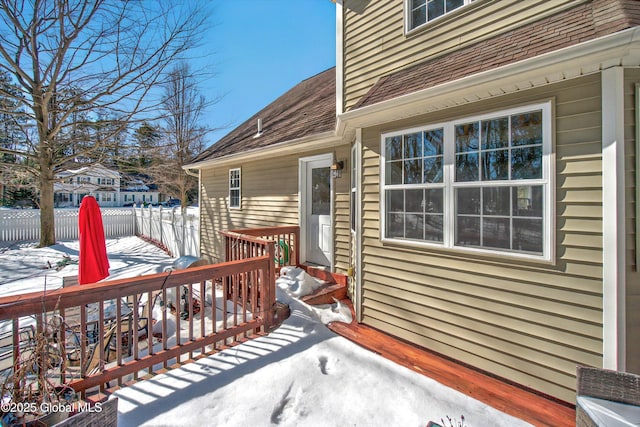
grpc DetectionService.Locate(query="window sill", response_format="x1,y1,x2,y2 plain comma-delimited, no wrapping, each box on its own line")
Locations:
380,236,554,266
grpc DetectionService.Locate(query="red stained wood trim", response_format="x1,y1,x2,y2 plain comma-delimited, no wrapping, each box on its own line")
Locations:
301,283,348,306
226,226,300,236
301,265,349,287
328,307,575,427
0,257,270,320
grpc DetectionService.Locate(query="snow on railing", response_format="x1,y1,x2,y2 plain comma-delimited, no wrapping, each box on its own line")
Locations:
0,208,135,243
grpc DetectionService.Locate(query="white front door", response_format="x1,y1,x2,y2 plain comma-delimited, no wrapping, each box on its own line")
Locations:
302,155,332,267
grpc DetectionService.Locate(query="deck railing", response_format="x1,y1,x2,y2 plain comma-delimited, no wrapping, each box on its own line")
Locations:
220,226,300,268
0,256,276,399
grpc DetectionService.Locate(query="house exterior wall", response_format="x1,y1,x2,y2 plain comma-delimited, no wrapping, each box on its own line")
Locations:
342,0,587,111
625,68,640,375
200,155,298,264
335,147,352,275
357,74,603,402
199,145,351,271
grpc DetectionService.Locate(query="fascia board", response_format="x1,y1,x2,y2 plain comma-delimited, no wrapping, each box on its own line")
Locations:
183,130,342,170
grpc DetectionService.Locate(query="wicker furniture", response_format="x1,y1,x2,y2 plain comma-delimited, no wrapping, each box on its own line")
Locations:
576,366,640,426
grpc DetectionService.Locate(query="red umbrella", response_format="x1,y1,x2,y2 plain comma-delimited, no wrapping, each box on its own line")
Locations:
78,196,110,285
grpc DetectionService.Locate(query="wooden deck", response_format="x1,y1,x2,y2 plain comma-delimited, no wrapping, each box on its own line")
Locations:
285,267,575,425
327,302,576,427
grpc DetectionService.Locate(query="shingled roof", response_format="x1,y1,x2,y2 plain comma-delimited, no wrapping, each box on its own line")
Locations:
353,0,640,110
191,67,336,164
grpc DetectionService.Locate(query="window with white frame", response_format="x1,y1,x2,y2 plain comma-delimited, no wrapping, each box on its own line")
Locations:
229,168,241,209
407,0,474,31
381,102,552,259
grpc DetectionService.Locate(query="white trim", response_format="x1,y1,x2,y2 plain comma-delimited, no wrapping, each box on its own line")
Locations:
298,153,335,269
335,0,344,116
184,131,340,170
228,168,241,210
601,67,626,371
379,102,553,262
354,129,363,322
196,168,202,257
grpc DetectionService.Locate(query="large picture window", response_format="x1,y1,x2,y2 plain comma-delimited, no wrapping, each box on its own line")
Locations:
229,168,241,209
381,103,552,260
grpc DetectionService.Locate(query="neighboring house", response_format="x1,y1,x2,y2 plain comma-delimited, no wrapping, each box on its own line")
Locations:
54,164,159,207
120,174,160,207
187,0,640,404
54,164,121,207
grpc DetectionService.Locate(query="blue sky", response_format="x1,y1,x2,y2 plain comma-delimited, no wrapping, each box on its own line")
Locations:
198,0,337,146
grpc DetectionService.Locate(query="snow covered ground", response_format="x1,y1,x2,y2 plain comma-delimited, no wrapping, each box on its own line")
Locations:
0,237,174,297
0,236,531,426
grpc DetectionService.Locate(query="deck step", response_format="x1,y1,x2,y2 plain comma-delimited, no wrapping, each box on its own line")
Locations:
300,265,348,287
298,265,349,306
301,282,348,305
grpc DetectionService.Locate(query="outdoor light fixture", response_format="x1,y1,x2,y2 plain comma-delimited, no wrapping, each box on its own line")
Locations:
331,160,344,178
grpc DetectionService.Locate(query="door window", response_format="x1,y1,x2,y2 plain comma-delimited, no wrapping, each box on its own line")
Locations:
312,167,330,215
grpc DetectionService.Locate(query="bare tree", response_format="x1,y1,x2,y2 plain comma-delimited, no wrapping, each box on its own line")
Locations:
154,62,208,208
0,0,208,246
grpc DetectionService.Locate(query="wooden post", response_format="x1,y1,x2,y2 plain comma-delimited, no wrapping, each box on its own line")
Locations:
264,241,276,329
293,227,300,266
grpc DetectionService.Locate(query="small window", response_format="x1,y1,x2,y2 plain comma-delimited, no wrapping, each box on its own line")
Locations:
407,0,473,32
229,168,241,209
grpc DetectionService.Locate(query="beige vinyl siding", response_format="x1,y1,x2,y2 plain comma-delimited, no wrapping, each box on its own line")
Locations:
199,154,299,264
342,0,588,111
199,145,351,274
624,69,640,375
333,145,352,275
359,74,602,402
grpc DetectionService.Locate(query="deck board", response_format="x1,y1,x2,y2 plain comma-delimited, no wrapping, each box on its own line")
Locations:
327,304,576,427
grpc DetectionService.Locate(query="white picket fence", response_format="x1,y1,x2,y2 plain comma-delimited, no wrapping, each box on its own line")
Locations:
0,207,200,258
133,206,200,257
0,208,135,242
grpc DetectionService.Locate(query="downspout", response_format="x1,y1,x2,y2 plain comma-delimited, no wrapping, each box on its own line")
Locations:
354,128,363,323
